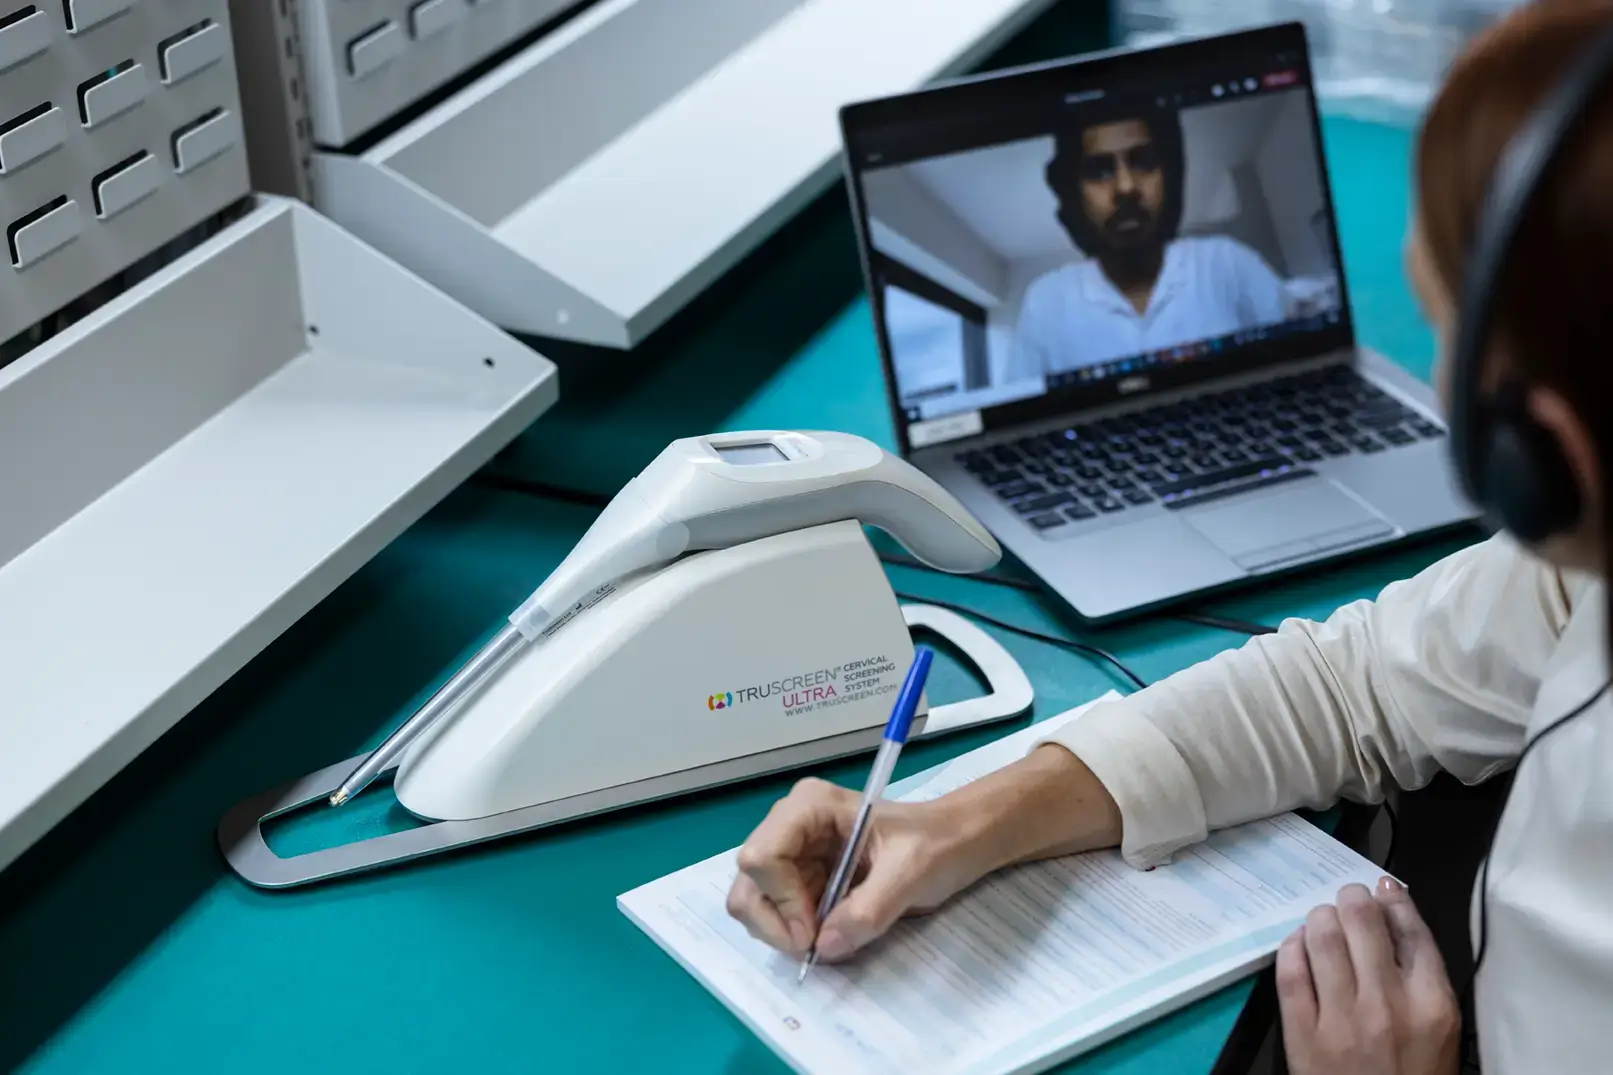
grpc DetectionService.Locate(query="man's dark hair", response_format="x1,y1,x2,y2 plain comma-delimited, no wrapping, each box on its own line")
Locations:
1045,108,1187,258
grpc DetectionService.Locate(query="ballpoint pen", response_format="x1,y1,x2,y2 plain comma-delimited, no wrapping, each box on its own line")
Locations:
797,645,935,984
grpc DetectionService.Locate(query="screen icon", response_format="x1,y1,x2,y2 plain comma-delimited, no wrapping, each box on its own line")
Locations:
1244,77,1258,92
1212,84,1225,97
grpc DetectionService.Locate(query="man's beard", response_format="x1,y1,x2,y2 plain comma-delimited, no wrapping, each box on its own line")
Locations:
1093,199,1164,284
1102,198,1156,249
1056,195,1168,289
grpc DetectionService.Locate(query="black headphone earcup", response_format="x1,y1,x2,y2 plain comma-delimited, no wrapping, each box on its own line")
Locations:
1481,398,1583,543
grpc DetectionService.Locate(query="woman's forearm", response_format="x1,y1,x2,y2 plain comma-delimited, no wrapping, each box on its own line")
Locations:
937,743,1123,879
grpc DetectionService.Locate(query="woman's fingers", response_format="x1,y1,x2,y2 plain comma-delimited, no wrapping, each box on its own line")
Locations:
1377,876,1450,988
1303,903,1357,1008
1336,883,1398,986
726,871,802,955
1277,926,1319,1034
732,778,851,953
817,838,921,961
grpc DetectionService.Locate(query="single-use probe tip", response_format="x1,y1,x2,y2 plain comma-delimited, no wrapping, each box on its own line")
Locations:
328,790,349,807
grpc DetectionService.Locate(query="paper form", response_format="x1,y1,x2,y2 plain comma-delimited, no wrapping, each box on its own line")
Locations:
619,693,1389,1075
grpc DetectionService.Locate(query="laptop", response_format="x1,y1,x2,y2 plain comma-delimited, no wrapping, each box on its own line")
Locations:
837,20,1478,625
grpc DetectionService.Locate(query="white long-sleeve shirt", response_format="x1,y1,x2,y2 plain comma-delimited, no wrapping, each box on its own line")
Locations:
1039,534,1610,1074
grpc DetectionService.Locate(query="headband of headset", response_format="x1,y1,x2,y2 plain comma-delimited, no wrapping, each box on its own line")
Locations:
1449,20,1613,526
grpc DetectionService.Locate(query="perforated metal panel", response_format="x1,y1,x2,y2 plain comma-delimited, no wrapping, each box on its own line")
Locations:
297,0,581,148
0,0,249,341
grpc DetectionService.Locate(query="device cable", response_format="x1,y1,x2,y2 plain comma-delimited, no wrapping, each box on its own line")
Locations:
875,551,1042,591
1380,796,1398,872
888,589,1149,693
471,472,616,509
876,550,1279,635
1172,611,1280,636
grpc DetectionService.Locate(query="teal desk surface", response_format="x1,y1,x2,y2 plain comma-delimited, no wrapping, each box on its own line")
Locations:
2,106,1472,1075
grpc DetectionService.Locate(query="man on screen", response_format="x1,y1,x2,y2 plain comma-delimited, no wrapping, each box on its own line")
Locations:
1008,109,1289,380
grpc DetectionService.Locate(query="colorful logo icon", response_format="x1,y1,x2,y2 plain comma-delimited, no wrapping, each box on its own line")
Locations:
708,693,733,711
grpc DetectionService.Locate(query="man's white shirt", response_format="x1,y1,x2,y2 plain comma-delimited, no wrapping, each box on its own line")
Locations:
1007,235,1289,380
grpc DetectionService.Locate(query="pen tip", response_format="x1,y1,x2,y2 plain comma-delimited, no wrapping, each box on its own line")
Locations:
328,791,348,807
796,966,807,985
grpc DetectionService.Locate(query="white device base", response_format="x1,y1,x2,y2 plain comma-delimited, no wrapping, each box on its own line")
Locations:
219,524,1033,888
311,0,1059,347
0,195,560,875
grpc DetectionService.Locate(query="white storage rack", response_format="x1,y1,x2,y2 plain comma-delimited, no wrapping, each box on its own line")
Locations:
0,0,560,873
0,0,250,342
306,0,1064,347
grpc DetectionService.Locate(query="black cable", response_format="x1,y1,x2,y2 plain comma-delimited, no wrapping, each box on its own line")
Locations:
1380,795,1397,871
890,589,1149,693
471,472,614,509
878,550,1280,636
875,551,1043,592
1174,611,1280,637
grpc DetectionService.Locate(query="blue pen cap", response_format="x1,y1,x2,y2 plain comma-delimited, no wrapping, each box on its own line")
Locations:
884,646,934,744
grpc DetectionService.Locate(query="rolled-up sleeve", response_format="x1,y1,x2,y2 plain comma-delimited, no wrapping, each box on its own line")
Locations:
1034,535,1577,869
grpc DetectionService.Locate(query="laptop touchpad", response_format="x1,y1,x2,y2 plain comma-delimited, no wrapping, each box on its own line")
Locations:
1178,476,1396,570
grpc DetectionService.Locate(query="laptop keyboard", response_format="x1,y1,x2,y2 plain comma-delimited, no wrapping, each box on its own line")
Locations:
954,365,1445,533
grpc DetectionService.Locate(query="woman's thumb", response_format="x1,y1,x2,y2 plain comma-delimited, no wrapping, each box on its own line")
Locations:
815,863,913,962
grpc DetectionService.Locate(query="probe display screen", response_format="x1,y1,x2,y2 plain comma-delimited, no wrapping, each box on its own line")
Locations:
715,442,788,466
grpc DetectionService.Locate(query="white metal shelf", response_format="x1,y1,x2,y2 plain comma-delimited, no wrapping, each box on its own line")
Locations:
312,0,1059,348
0,196,559,873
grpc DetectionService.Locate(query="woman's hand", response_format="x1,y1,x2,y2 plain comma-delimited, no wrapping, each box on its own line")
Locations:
727,743,1122,963
724,777,988,963
1278,878,1462,1075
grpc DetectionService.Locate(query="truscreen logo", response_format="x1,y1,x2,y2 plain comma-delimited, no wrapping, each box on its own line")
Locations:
708,693,733,711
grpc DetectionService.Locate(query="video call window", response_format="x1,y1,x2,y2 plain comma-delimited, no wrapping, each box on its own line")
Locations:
865,87,1344,422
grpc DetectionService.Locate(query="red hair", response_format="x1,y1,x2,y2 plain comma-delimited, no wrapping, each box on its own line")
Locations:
1416,0,1613,622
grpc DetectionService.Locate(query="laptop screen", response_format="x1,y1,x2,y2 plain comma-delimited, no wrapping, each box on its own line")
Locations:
840,23,1355,453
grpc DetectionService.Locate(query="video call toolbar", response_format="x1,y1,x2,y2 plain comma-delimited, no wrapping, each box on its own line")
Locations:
1045,310,1342,392
899,310,1342,424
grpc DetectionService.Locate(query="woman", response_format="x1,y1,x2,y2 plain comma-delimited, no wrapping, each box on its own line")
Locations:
725,2,1613,1072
